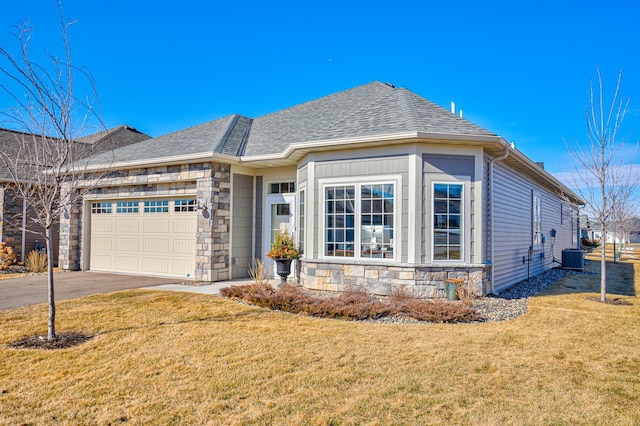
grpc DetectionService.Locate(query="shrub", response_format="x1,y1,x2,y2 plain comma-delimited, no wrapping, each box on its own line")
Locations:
0,242,17,270
456,280,479,306
390,298,477,323
248,259,270,285
26,250,48,273
220,283,477,323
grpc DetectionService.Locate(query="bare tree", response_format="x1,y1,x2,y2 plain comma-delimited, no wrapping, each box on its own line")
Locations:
566,69,638,302
0,3,109,339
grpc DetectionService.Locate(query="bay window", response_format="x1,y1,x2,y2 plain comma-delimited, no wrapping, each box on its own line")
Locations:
324,182,395,260
433,182,463,261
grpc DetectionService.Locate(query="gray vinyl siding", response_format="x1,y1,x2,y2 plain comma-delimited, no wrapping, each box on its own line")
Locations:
314,155,409,262
492,162,574,291
298,164,308,186
254,176,263,261
232,174,254,278
422,154,476,264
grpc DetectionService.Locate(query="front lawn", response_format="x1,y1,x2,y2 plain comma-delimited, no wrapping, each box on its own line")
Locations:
1,254,639,424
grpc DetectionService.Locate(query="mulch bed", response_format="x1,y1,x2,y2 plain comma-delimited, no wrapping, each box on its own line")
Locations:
9,332,93,350
0,265,29,274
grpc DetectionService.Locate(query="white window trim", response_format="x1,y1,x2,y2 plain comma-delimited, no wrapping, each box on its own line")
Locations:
298,186,306,257
320,175,401,262
431,181,465,262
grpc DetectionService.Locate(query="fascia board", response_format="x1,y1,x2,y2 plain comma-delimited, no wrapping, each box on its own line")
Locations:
71,152,241,172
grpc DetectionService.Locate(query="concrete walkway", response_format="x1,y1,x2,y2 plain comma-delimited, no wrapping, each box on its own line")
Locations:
0,271,269,311
143,279,277,295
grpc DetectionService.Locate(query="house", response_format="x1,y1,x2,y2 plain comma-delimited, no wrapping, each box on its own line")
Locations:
0,125,151,263
58,82,584,296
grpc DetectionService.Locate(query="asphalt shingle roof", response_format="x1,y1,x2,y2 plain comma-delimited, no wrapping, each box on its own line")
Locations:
85,81,498,165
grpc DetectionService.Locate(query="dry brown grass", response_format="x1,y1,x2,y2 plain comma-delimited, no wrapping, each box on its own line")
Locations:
1,249,639,424
25,250,48,273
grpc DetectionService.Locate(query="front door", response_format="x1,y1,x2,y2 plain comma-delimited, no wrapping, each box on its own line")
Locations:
265,193,296,279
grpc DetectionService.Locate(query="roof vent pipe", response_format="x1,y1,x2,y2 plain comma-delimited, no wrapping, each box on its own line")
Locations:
451,101,455,114
459,109,463,118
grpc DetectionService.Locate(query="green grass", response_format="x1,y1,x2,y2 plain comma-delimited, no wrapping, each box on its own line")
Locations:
1,252,639,424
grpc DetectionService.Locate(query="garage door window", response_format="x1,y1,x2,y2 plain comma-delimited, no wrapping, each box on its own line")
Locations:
175,199,196,212
144,200,169,213
116,201,139,213
91,202,112,214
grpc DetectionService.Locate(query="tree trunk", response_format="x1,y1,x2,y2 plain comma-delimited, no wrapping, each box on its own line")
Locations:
46,226,56,340
600,238,607,303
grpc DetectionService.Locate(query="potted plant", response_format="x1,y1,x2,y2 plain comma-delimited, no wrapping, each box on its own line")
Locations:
266,230,300,283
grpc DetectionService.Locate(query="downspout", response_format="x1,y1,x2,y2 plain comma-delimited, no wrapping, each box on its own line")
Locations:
489,146,510,295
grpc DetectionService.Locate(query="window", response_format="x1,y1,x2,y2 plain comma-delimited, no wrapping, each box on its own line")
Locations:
324,182,395,259
298,189,305,255
174,199,196,212
91,202,112,214
433,183,463,260
270,182,296,194
116,201,138,214
144,200,169,213
533,194,541,245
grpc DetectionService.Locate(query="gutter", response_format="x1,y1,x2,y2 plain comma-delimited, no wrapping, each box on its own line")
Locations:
488,145,510,295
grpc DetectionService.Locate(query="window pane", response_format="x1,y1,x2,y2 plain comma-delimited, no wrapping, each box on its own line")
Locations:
434,184,448,198
433,246,448,260
449,185,462,198
449,246,461,260
449,200,461,214
434,231,448,245
449,215,461,229
434,200,448,213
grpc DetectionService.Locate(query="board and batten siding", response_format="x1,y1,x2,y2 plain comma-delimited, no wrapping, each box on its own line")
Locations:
253,176,263,261
231,174,254,278
422,154,476,264
492,161,575,291
313,155,409,262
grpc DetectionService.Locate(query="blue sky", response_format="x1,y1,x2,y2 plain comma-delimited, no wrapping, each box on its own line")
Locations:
1,0,639,180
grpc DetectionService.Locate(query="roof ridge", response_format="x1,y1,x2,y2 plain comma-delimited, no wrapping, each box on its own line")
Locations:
213,114,241,153
396,88,425,130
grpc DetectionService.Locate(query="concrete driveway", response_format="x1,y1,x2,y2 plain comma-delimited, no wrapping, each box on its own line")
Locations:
0,272,181,311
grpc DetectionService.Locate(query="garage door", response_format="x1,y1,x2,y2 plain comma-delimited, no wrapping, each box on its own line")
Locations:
89,198,197,278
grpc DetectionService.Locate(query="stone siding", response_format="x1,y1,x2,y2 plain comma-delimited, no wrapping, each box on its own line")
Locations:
58,162,231,281
299,259,490,297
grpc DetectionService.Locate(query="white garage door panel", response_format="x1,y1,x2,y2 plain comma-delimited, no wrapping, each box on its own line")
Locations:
173,239,195,254
116,219,139,233
89,199,196,279
142,258,169,274
143,238,169,253
114,256,139,271
91,254,112,269
144,219,169,233
115,238,139,251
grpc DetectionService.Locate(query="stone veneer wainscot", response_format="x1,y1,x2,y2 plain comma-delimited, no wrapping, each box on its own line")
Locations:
299,259,489,297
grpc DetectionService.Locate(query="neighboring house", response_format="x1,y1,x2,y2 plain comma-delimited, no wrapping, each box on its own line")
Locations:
58,82,583,296
0,125,150,263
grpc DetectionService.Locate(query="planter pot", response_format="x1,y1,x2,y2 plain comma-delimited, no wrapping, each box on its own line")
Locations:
274,258,293,284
